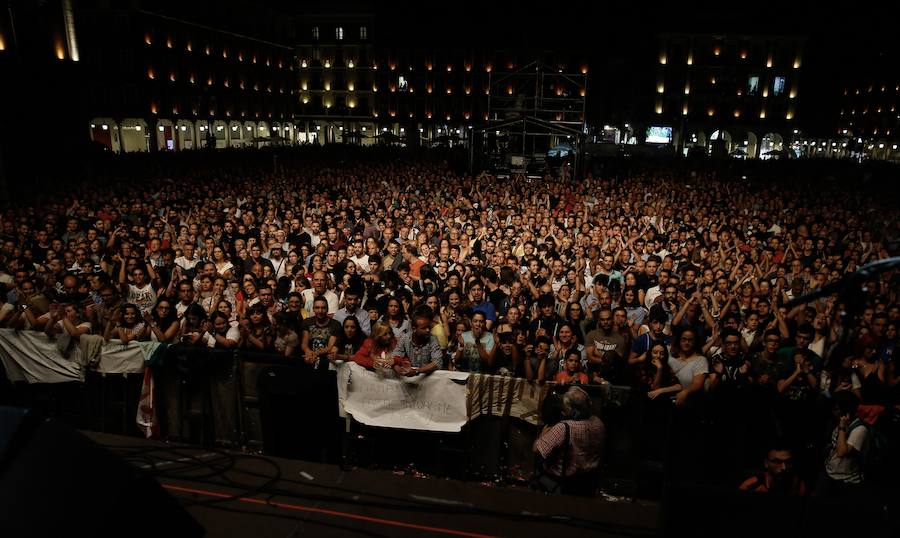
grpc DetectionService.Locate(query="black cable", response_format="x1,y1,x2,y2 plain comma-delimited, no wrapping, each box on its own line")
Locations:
113,445,283,508
104,444,655,537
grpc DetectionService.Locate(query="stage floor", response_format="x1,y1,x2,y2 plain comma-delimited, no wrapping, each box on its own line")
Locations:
85,432,659,538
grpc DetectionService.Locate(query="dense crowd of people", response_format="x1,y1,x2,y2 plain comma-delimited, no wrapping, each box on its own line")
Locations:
0,147,897,502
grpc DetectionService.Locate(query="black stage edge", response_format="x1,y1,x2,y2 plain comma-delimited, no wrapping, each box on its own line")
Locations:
84,431,659,538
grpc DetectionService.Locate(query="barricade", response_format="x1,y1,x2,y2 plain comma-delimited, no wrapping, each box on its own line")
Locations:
0,336,639,484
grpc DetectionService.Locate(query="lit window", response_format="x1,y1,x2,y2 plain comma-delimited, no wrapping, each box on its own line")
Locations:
747,76,759,95
312,27,319,40
773,77,785,96
336,27,344,40
360,26,368,40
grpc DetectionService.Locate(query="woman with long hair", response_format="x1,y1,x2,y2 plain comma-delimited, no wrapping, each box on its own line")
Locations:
240,276,260,315
240,303,273,352
144,297,180,343
622,271,645,304
546,322,585,380
177,303,209,348
212,246,234,280
563,302,587,345
271,311,300,357
44,303,92,342
201,277,230,316
668,327,708,407
104,303,145,343
380,296,410,338
330,316,367,364
352,321,397,370
306,254,325,279
445,317,471,370
284,250,302,280
621,286,649,336
440,288,466,339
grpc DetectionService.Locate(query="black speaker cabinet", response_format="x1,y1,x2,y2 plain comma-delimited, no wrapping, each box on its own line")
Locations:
0,407,203,537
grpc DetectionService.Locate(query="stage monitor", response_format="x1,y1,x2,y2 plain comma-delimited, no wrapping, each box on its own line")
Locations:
646,126,672,144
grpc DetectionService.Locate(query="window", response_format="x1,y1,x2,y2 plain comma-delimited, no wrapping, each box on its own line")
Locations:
312,27,319,40
336,27,344,40
748,75,759,95
773,76,785,96
398,76,408,92
360,26,368,40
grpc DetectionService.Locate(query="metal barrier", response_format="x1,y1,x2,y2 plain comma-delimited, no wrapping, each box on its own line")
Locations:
0,345,747,495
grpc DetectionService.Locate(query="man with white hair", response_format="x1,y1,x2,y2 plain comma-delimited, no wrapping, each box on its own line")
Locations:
533,386,606,496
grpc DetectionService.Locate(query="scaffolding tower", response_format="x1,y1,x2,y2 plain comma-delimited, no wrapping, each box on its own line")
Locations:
470,61,588,179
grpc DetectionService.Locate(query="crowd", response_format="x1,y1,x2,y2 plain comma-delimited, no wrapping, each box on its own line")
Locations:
0,146,897,502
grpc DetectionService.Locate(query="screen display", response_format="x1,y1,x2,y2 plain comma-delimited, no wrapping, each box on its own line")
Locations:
773,77,785,96
646,126,672,144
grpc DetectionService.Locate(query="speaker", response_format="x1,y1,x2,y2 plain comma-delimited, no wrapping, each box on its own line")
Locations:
0,407,203,537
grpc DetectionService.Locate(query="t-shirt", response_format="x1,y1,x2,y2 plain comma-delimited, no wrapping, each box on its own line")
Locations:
472,301,497,324
630,332,670,358
668,355,708,387
555,371,589,384
211,326,241,348
825,420,868,483
128,284,157,314
273,331,300,355
585,329,627,361
301,288,339,316
459,330,495,373
300,318,341,352
409,259,425,279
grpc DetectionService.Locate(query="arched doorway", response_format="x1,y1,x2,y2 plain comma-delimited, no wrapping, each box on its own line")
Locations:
759,133,784,160
228,121,244,147
709,130,732,157
745,132,759,159
257,121,271,143
155,119,176,151
198,120,219,149
175,120,194,150
212,120,228,149
120,118,149,153
243,121,258,146
89,118,118,152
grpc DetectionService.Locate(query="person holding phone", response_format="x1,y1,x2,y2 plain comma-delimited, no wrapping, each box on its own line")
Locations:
815,392,870,500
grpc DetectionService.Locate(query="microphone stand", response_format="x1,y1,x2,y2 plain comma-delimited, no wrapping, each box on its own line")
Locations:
785,256,900,353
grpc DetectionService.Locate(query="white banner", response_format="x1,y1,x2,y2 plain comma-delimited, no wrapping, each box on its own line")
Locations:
337,362,470,432
0,329,144,384
96,341,147,375
0,328,83,384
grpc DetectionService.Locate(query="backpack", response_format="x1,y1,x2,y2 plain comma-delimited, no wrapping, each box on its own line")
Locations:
850,419,889,482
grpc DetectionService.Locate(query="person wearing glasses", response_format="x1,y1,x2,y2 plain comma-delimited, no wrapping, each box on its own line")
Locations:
739,444,806,496
750,329,785,393
143,298,180,343
709,327,752,393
